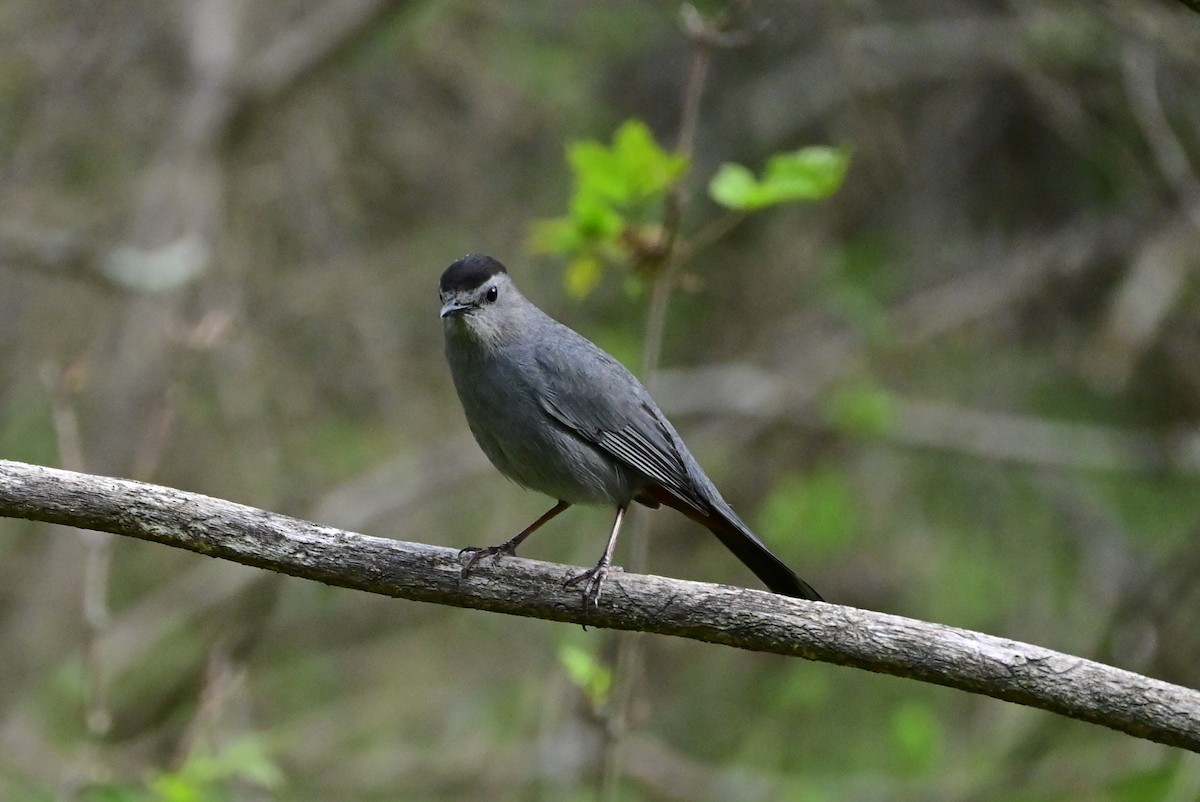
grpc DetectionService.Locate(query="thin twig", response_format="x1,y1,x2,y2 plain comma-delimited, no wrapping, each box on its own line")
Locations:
676,210,746,264
601,11,719,798
1121,46,1200,229
39,365,112,740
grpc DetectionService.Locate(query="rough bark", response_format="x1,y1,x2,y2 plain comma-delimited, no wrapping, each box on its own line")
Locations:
1,459,1197,752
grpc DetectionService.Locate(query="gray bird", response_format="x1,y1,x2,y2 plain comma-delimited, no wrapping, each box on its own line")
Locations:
439,253,823,607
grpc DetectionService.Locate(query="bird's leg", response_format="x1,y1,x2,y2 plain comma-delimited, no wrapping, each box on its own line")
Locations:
564,505,626,611
459,500,571,577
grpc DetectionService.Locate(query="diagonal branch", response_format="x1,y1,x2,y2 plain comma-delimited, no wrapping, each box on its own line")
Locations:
0,458,1197,752
239,0,413,109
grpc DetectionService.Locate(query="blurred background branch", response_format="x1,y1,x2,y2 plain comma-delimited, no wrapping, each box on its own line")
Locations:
3,0,1200,798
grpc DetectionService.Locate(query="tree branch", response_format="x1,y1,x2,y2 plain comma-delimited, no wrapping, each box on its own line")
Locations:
1,459,1197,752
240,0,412,109
654,367,1200,474
1171,0,1200,18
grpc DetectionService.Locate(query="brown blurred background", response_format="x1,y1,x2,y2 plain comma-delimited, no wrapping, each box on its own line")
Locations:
2,1,1200,799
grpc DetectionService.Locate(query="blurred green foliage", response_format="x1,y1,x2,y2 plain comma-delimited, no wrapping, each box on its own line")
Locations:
529,119,688,296
531,121,849,298
147,739,283,802
558,643,613,711
76,736,281,802
2,0,1199,800
888,699,944,775
757,468,859,558
821,379,898,438
819,236,897,343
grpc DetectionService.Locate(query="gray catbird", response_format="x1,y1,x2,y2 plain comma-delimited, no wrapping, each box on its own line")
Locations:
439,253,822,607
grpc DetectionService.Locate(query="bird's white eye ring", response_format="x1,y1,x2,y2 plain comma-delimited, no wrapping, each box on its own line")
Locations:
486,286,499,303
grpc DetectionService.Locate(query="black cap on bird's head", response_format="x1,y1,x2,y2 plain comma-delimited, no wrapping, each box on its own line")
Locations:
439,254,515,322
440,254,508,295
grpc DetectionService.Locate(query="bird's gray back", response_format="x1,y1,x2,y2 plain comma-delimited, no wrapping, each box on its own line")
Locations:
445,295,743,524
525,311,734,520
444,306,639,505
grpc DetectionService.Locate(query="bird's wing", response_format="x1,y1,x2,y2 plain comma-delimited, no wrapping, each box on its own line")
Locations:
531,323,824,602
533,333,707,513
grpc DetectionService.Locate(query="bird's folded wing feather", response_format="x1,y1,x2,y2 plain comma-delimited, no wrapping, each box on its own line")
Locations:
533,338,707,514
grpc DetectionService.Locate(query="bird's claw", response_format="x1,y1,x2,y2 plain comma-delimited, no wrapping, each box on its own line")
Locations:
564,563,619,612
458,543,516,577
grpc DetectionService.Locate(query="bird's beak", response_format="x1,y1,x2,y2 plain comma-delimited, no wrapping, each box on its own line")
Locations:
440,300,473,318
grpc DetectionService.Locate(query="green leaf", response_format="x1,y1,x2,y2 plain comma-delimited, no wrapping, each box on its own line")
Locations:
146,736,283,801
709,145,850,210
566,120,686,208
707,163,759,210
146,775,204,802
610,119,688,198
761,146,851,201
569,140,628,204
529,119,688,269
558,643,612,708
568,194,624,241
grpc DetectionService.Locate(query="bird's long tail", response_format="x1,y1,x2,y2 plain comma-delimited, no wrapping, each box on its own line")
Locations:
704,513,823,601
642,484,823,601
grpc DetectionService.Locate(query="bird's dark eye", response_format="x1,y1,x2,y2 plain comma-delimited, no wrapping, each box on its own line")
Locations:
485,286,498,303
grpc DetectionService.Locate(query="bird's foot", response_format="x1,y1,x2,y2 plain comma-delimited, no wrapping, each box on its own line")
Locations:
564,562,620,612
458,542,518,577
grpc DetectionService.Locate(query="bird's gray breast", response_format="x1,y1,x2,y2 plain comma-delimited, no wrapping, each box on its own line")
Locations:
445,333,637,505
